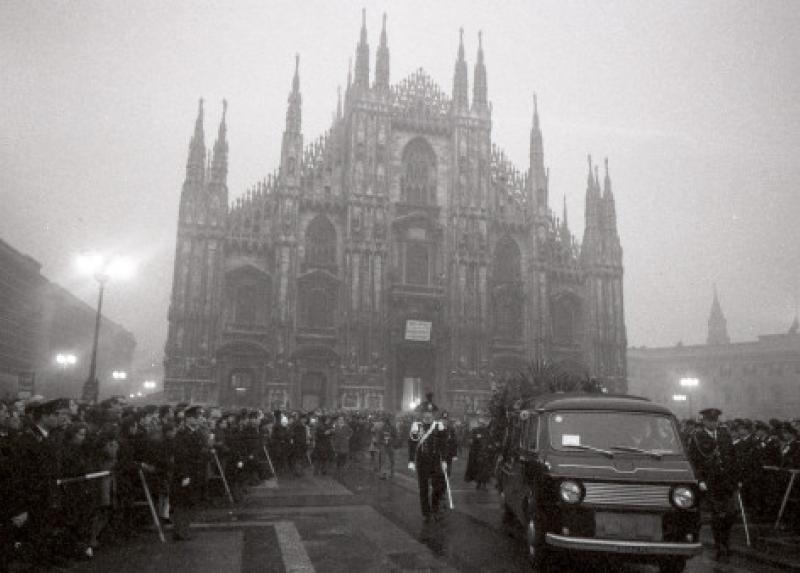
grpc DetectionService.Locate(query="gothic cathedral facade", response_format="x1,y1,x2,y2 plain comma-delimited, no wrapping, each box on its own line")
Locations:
164,13,626,412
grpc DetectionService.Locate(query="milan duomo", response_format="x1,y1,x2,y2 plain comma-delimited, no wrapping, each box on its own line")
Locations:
163,12,627,412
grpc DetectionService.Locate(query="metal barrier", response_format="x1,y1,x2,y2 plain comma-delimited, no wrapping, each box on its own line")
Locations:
763,466,800,529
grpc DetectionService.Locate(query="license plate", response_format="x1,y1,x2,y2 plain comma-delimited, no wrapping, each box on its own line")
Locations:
595,512,662,541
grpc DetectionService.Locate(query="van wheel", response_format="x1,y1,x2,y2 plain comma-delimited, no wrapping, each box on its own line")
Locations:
658,558,686,573
526,513,549,568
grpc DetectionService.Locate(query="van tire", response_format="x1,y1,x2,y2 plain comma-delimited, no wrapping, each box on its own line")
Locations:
658,557,686,573
526,512,549,568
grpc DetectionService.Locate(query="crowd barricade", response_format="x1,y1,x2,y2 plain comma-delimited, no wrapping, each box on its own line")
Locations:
132,465,166,543
209,448,235,504
763,466,800,529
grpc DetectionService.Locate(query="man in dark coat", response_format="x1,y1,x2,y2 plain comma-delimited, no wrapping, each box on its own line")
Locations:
464,416,493,490
288,414,308,477
408,403,449,523
687,408,740,562
14,400,68,566
172,406,209,541
439,411,459,478
732,419,764,521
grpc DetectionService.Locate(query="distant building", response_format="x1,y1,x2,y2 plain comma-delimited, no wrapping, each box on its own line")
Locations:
0,238,44,397
0,237,136,400
628,291,800,420
36,282,136,400
164,12,627,411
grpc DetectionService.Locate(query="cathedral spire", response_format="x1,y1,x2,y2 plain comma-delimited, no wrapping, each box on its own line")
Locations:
285,54,302,134
336,86,343,120
560,195,572,244
529,93,546,208
472,30,488,111
186,98,205,183
603,157,618,235
452,27,469,112
603,157,614,200
210,99,228,184
375,13,389,92
354,8,370,90
707,285,731,345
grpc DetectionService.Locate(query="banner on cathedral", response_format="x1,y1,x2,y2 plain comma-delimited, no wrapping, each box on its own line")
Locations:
405,320,432,342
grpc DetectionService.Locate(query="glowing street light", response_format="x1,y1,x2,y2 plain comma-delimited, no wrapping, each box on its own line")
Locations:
679,377,699,388
76,252,135,403
143,380,156,390
672,394,687,401
112,371,128,380
56,353,77,366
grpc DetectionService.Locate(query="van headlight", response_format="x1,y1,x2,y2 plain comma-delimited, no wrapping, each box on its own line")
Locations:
559,480,582,504
671,486,695,509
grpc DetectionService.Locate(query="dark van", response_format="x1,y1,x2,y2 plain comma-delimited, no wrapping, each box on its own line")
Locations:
497,394,702,572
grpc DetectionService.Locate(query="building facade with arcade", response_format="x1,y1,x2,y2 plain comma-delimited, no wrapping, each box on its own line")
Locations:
163,13,627,412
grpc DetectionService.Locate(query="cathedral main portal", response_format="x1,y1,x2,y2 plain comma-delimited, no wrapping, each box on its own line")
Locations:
393,344,436,411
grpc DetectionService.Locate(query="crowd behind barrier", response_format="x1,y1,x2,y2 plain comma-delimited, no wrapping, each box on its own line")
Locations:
0,396,475,571
679,416,800,532
3,394,800,570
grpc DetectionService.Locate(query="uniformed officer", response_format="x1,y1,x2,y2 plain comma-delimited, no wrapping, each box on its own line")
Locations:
687,408,740,563
408,402,448,523
172,406,209,541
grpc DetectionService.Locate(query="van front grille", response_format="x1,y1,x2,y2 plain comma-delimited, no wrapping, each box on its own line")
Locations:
582,482,671,508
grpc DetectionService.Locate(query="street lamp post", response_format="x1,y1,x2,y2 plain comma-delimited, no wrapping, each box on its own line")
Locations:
77,253,134,403
83,274,107,403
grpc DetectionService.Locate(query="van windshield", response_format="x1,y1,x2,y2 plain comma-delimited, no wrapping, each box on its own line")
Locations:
548,411,681,455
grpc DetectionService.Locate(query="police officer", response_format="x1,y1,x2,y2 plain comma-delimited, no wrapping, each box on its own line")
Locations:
687,408,740,563
408,402,448,523
172,406,209,541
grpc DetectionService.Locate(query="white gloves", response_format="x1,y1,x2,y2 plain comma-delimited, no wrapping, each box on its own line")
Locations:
408,462,416,472
181,477,191,487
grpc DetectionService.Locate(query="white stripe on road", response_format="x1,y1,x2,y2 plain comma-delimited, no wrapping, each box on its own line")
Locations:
275,521,316,573
190,520,315,572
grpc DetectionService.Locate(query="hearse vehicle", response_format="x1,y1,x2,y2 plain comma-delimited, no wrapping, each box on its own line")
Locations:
497,394,702,572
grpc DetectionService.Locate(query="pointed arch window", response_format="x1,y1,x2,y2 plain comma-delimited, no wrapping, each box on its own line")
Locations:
406,243,429,285
305,216,337,267
401,138,437,205
494,237,522,284
552,296,581,346
492,237,523,340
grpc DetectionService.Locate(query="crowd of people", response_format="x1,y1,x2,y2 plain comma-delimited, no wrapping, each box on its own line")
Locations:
0,395,481,571
680,414,800,519
6,390,799,570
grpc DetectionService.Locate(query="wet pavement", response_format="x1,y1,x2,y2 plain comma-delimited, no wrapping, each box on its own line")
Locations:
62,453,786,572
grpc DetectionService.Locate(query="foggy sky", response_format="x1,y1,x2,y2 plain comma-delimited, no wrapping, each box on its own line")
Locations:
2,0,799,377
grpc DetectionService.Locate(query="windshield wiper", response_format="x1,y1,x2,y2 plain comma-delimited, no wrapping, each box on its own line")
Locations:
562,444,614,458
610,445,664,459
